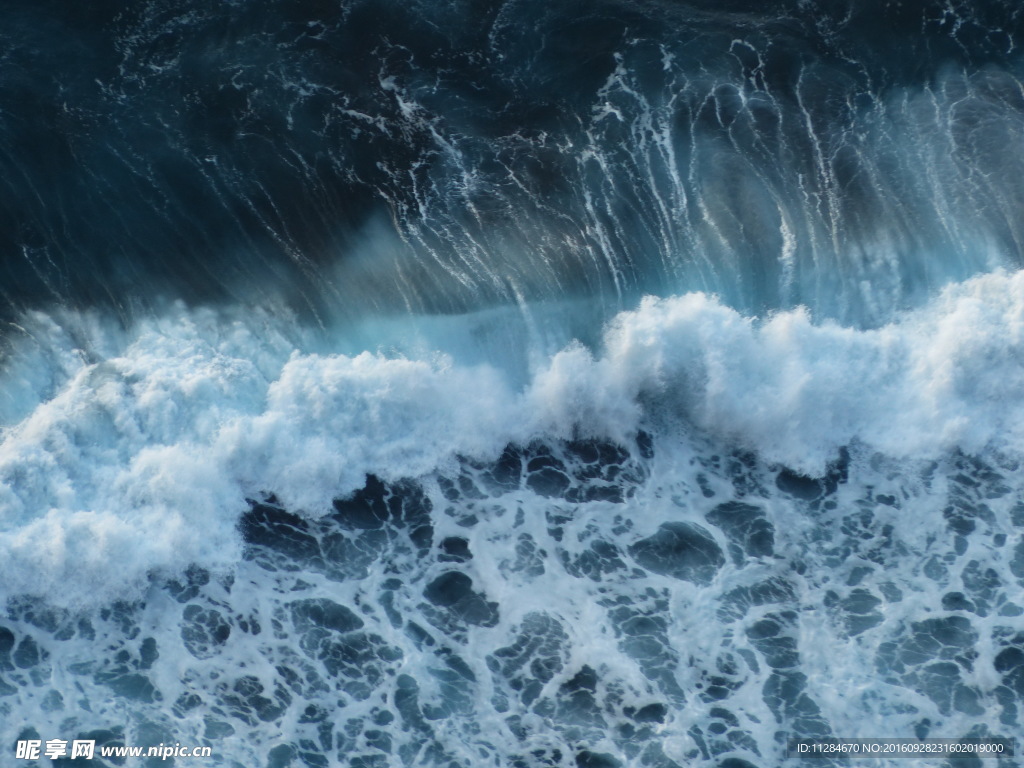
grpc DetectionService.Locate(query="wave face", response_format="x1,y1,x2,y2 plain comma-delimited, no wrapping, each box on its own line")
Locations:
3,0,1024,325
2,1,1024,766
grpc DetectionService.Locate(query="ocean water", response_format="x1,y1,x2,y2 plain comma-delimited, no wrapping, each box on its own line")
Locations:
1,1,1023,766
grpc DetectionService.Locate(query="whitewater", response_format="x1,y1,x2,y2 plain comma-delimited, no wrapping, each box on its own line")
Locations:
1,270,1022,765
4,269,1024,602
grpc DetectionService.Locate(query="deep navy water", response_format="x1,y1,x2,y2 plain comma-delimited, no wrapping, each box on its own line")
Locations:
2,1,1024,766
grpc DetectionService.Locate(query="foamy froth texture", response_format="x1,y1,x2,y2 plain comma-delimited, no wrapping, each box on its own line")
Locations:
2,270,1024,606
1,272,1023,767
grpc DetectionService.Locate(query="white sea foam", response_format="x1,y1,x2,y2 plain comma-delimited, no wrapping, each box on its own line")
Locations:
2,269,1024,606
560,267,1024,472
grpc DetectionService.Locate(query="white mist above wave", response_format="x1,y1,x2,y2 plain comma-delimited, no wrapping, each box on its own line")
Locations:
2,268,1024,606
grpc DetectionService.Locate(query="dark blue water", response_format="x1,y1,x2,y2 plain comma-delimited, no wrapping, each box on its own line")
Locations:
3,0,1024,323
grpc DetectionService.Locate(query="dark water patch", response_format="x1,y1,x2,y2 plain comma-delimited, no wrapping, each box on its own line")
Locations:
942,591,977,613
720,452,770,499
775,451,849,503
218,675,292,726
12,636,43,670
423,571,500,629
240,477,434,581
995,645,1024,673
822,588,884,636
448,436,651,506
554,665,607,731
629,522,725,585
315,631,402,700
95,671,157,704
718,578,796,623
697,651,751,705
508,532,547,578
762,670,829,737
240,501,322,566
604,592,686,701
717,759,758,768
181,604,231,659
421,652,477,722
627,702,667,724
510,747,564,768
331,476,434,552
289,598,363,635
165,565,212,604
576,750,622,768
959,560,1002,617
1012,537,1024,581
687,705,761,764
746,613,800,670
775,470,822,501
877,616,984,715
992,630,1024,726
488,613,568,709
439,537,472,563
562,539,628,582
943,455,1005,537
706,501,774,565
527,456,573,499
0,626,14,656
